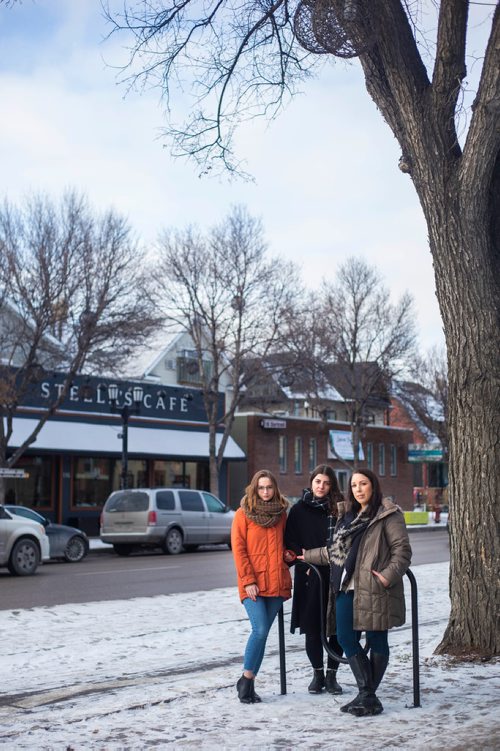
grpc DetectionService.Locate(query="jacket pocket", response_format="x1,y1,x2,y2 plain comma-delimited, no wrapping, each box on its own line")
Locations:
250,555,268,592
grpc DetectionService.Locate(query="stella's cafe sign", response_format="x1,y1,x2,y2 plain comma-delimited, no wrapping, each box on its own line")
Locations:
20,373,215,423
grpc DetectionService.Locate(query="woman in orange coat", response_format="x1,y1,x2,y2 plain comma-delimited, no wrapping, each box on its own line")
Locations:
231,469,292,704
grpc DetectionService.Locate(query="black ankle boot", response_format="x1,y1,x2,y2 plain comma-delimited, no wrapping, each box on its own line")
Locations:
308,668,325,694
325,668,343,695
250,679,262,703
341,652,383,717
236,674,254,704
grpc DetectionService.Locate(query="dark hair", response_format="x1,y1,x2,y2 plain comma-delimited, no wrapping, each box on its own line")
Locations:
243,469,288,513
347,468,383,520
310,464,344,515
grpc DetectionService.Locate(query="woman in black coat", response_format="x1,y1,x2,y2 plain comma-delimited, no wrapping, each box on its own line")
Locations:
285,464,344,694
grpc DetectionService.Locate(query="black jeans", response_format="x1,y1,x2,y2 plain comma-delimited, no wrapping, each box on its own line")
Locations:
305,631,343,670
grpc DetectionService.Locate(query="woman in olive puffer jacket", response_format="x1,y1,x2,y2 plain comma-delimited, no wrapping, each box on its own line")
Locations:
299,468,411,718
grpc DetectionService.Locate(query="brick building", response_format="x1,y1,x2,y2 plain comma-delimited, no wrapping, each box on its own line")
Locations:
228,412,414,509
389,383,448,511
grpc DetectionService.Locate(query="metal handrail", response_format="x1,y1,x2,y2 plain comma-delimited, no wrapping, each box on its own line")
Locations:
277,561,421,707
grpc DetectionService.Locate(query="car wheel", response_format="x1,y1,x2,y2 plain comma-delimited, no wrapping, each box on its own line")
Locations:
64,535,88,562
7,538,40,576
113,544,134,556
163,528,183,555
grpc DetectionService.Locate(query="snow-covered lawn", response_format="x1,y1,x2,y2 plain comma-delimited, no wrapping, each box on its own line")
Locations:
0,561,498,750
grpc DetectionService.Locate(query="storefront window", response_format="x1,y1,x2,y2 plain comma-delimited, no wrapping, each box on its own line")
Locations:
151,460,209,490
152,460,184,486
110,459,149,490
3,455,53,508
73,457,113,508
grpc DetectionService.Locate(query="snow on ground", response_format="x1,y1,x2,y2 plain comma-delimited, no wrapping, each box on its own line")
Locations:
0,561,498,750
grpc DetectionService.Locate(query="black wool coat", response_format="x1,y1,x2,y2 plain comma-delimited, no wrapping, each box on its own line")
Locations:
284,496,333,635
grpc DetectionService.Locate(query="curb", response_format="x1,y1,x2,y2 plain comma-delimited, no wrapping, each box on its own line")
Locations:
89,524,448,552
407,524,448,534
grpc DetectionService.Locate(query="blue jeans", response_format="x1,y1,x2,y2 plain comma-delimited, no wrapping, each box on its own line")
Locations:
242,596,285,675
335,591,389,658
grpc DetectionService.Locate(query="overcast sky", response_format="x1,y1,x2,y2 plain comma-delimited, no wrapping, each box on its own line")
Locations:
0,2,493,352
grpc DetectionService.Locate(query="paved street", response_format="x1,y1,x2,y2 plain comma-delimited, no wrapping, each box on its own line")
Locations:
0,528,448,610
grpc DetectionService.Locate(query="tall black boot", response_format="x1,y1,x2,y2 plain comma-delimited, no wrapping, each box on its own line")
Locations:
340,652,383,717
325,668,343,695
236,674,254,704
308,668,325,693
370,652,389,691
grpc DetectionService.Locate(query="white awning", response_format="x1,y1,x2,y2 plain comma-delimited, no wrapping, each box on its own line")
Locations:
8,418,245,460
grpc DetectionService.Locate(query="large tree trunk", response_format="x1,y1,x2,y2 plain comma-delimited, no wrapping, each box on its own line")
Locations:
425,177,500,655
348,0,500,656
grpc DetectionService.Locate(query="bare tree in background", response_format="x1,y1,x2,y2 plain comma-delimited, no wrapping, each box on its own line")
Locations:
281,258,416,467
105,0,500,657
154,205,299,495
405,346,449,458
327,258,416,466
0,191,160,501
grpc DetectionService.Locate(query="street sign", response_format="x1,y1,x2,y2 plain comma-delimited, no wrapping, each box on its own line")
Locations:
260,419,287,429
0,468,30,478
408,444,443,462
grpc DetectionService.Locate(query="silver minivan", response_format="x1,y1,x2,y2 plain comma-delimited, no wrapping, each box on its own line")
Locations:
100,488,235,556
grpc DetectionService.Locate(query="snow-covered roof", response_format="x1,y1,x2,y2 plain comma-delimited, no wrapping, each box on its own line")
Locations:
392,380,444,444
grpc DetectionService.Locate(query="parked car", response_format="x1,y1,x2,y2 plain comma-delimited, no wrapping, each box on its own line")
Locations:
100,488,235,556
0,505,51,575
4,505,89,563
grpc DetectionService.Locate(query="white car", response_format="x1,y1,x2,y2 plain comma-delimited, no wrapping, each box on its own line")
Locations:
0,505,51,575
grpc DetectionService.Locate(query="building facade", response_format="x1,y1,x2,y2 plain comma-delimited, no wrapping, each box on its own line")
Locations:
389,394,448,511
4,373,244,534
229,412,414,509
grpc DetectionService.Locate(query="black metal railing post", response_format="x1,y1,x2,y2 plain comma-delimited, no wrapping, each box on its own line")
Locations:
277,605,287,694
405,568,421,707
278,561,420,707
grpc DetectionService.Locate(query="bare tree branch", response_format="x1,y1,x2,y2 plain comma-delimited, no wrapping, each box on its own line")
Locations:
0,191,161,484
153,204,301,493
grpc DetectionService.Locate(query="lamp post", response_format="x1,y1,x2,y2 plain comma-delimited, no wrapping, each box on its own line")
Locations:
107,383,144,490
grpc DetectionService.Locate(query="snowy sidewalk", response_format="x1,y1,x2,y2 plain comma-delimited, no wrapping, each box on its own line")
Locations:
0,561,498,750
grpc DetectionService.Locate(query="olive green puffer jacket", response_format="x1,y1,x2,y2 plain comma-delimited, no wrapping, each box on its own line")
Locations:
304,498,412,632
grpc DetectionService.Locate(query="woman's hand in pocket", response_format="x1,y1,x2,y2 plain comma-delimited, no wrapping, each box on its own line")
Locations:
371,570,389,587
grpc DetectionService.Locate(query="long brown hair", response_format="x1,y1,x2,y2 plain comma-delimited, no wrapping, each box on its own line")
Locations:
242,469,288,513
310,464,344,515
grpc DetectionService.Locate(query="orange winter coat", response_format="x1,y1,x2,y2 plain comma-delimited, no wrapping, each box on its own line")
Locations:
231,507,292,602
